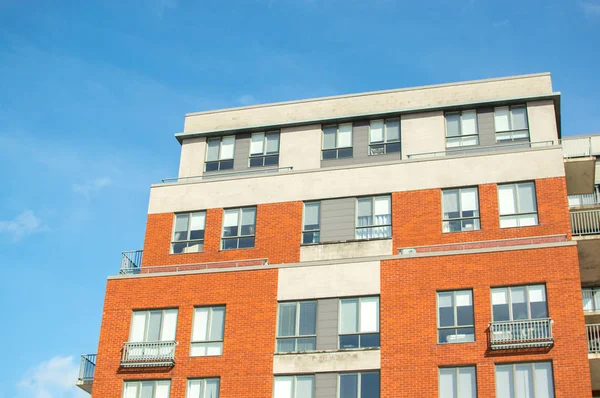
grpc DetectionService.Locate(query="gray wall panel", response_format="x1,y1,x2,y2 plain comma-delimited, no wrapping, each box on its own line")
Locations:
233,133,251,171
315,373,337,398
477,108,496,146
316,298,338,350
320,198,355,242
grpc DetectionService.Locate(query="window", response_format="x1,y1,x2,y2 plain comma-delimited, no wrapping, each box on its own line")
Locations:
442,188,480,232
187,378,220,398
339,297,379,349
129,309,178,343
191,306,225,356
356,196,391,239
123,380,171,398
495,362,555,398
249,131,279,167
369,118,400,155
273,375,314,398
491,285,548,322
437,290,474,344
322,123,353,159
494,105,529,142
221,207,256,249
276,301,317,353
583,287,600,312
302,202,320,244
171,212,206,254
446,110,479,148
339,372,380,398
497,182,538,228
205,136,235,171
439,367,477,398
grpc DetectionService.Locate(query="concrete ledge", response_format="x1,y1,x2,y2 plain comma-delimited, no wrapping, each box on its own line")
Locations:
300,239,392,262
273,349,380,374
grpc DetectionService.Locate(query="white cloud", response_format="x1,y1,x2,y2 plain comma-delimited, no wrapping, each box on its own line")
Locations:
237,94,258,106
582,0,600,16
17,355,87,398
0,210,47,242
72,177,112,198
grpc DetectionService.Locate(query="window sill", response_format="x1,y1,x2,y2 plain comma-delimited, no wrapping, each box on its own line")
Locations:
441,229,482,234
499,224,540,229
274,347,380,356
169,251,204,255
437,340,477,346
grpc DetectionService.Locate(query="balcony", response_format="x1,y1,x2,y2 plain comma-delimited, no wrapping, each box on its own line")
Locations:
571,209,600,236
569,186,600,208
161,166,294,184
119,254,268,275
561,136,600,159
489,318,554,350
121,341,176,367
76,354,96,394
406,140,554,160
120,250,143,274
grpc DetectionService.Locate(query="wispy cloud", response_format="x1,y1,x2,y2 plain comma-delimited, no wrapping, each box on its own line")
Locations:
0,210,47,242
72,177,112,198
17,355,86,398
237,94,258,106
582,0,600,17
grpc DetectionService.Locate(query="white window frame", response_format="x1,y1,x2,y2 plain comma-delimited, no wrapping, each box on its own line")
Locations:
368,118,401,156
129,309,178,343
445,110,479,148
122,380,171,398
494,105,530,142
322,123,353,160
302,202,320,244
442,187,480,233
436,290,475,344
497,182,538,228
338,296,380,349
221,207,257,250
186,378,220,398
273,375,315,398
438,366,477,398
205,135,235,171
171,211,206,254
355,195,392,240
491,285,548,322
495,362,555,398
249,131,280,167
337,372,380,398
276,301,317,353
190,306,226,357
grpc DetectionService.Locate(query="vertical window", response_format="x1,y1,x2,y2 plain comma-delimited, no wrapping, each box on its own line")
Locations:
302,202,320,244
497,182,538,228
249,131,280,167
129,309,178,343
123,380,171,398
322,123,353,159
205,136,235,171
221,207,256,249
494,105,530,142
273,375,314,398
339,297,380,349
583,287,600,312
187,378,220,398
439,367,477,398
171,212,206,254
276,301,317,353
445,110,479,148
437,290,475,344
339,372,380,398
442,188,480,233
491,285,548,322
356,196,391,239
191,306,225,356
369,118,401,155
495,362,555,398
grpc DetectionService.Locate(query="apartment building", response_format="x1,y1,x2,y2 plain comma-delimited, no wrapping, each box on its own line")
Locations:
76,73,600,397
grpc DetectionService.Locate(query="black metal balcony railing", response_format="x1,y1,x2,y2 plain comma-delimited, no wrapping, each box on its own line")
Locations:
489,318,554,350
78,354,96,382
587,324,600,354
121,341,176,367
571,209,600,236
120,250,143,274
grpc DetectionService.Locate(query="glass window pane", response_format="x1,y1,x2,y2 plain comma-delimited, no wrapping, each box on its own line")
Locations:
250,133,265,155
456,291,473,326
190,212,206,232
276,338,295,353
278,303,297,337
296,376,314,398
361,373,380,398
223,210,239,228
220,136,235,159
498,185,517,215
161,309,178,341
174,214,189,234
296,337,316,351
461,111,477,136
495,365,514,398
304,202,320,229
187,380,202,398
443,190,459,218
323,127,337,149
340,334,359,349
274,377,293,398
339,374,358,398
458,367,476,398
338,123,353,147
359,333,380,348
374,196,391,217
357,198,373,218
210,307,225,340
123,382,139,398
299,301,317,335
241,208,256,235
266,133,280,154
130,311,147,342
460,188,478,213
206,139,220,161
193,308,209,341
514,364,534,398
140,381,154,398
340,299,358,334
495,107,510,132
512,107,528,130
386,119,400,142
446,114,460,137
534,363,555,398
147,311,162,341
360,297,379,333
205,379,220,398
370,120,384,143
155,381,170,398
517,183,537,213
439,368,457,398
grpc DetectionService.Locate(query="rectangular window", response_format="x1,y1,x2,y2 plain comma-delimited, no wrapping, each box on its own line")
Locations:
221,207,256,249
339,297,380,349
187,378,220,398
339,372,380,398
129,309,178,342
191,306,225,356
276,301,317,353
437,290,475,344
356,196,391,239
205,136,235,172
442,187,480,233
495,362,555,398
369,118,401,155
171,212,206,254
498,182,538,228
491,285,548,322
123,380,171,398
322,123,353,160
439,367,477,398
446,110,479,148
302,202,320,244
249,131,280,167
583,287,600,312
273,375,314,398
494,105,530,142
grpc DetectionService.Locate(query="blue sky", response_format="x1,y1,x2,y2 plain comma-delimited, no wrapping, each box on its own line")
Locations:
0,0,599,396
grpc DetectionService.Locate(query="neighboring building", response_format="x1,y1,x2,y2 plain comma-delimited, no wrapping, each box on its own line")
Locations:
76,73,600,397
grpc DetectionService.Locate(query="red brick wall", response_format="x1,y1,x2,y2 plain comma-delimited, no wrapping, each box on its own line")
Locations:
380,245,591,398
92,268,278,397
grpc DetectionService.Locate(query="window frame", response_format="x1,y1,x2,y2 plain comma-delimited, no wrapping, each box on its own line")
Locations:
276,300,317,353
186,378,220,398
273,375,315,398
190,305,226,357
355,195,392,240
122,380,171,398
221,207,257,250
490,284,549,322
337,371,380,398
322,123,353,160
249,131,280,167
438,366,477,398
494,105,530,143
441,187,481,233
128,308,178,343
368,118,401,156
205,136,236,172
338,296,380,349
302,201,321,244
494,361,555,398
445,110,480,148
436,290,475,344
497,181,539,228
171,211,206,254
583,287,600,312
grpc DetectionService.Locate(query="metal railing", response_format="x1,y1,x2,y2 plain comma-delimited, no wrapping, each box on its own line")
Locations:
570,209,600,236
121,341,176,367
161,166,294,184
587,324,600,354
489,318,553,350
406,140,554,159
78,354,96,382
569,186,600,208
561,135,600,158
583,288,600,312
119,258,268,275
120,250,143,274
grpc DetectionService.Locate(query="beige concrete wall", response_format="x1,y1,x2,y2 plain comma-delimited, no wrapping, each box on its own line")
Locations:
183,74,553,133
273,350,380,374
149,147,565,214
279,124,322,171
527,100,558,143
299,241,392,262
178,137,206,178
401,111,445,159
278,261,380,301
